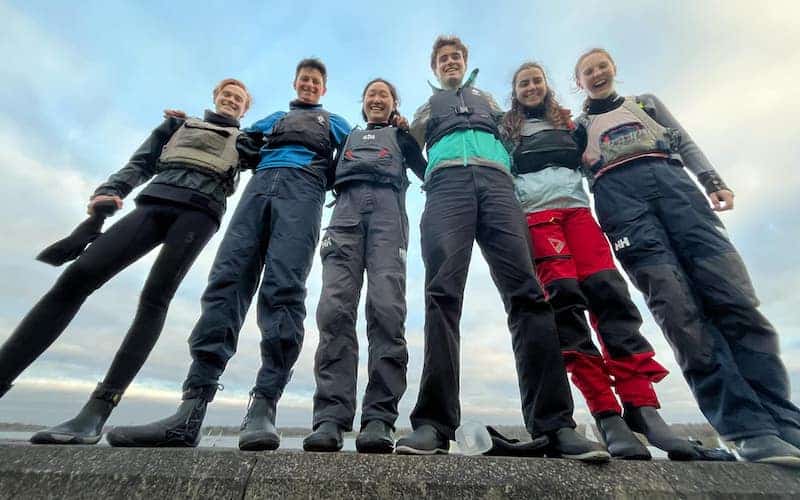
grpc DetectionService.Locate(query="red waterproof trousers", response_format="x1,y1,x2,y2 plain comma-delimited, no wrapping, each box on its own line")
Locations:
527,207,668,415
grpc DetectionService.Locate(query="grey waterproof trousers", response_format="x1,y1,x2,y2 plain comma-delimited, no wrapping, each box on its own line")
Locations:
312,183,409,431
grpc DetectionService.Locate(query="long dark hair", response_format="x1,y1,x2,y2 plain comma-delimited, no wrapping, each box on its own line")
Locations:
501,62,570,145
361,78,400,122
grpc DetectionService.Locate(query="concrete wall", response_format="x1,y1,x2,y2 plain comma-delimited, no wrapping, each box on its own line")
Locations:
2,442,799,499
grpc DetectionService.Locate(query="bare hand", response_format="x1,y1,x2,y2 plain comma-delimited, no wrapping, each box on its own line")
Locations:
87,195,123,215
392,114,410,131
709,189,734,211
163,109,187,119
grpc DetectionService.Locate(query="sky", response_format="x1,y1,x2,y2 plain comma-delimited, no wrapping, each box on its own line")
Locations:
1,0,799,432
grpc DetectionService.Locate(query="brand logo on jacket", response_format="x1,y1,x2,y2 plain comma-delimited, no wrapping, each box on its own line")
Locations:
548,237,566,254
362,133,375,141
614,236,631,252
317,115,325,125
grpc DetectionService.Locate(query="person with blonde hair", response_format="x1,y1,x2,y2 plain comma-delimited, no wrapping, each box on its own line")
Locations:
573,47,800,465
0,78,259,445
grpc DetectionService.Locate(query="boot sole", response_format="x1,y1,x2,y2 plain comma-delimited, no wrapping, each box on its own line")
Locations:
303,442,343,452
356,439,394,454
557,450,611,463
754,456,800,467
239,436,280,451
395,444,448,455
30,432,102,445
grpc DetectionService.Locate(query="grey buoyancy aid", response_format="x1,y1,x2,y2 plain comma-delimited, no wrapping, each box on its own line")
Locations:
334,126,407,190
512,119,580,175
425,86,499,151
159,118,242,176
579,97,681,179
266,108,332,157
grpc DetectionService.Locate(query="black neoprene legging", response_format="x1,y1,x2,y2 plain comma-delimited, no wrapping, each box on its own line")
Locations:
0,200,217,393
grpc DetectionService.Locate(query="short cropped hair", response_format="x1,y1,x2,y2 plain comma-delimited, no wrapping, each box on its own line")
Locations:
430,35,469,71
295,58,328,84
213,78,252,113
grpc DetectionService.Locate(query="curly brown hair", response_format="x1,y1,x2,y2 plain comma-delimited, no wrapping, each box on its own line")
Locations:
501,62,570,146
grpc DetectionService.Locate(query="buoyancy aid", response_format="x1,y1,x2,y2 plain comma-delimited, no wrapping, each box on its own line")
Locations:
578,97,681,179
266,108,333,158
159,118,241,176
334,126,407,190
512,119,580,175
425,86,498,151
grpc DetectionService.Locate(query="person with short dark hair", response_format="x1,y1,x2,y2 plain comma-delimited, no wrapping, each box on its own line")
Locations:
106,59,351,451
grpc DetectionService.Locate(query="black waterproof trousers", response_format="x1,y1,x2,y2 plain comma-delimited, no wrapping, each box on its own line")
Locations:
183,168,324,399
312,183,409,431
594,158,800,440
0,200,217,392
409,166,575,439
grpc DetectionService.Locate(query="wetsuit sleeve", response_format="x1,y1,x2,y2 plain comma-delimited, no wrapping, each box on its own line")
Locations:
409,101,431,150
236,131,265,170
397,129,427,182
93,117,183,198
639,94,730,193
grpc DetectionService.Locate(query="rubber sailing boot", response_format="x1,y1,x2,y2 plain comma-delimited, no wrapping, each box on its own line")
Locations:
356,420,395,454
547,427,611,463
596,413,651,460
623,404,698,460
303,421,344,452
30,383,121,445
106,385,217,447
238,392,280,451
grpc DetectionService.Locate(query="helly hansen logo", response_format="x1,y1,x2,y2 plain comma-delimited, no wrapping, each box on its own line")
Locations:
361,133,376,141
614,237,631,251
321,236,333,249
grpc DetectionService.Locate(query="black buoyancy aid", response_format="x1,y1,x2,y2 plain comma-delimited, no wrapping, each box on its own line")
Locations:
512,119,580,175
334,126,407,190
425,86,498,150
266,108,333,157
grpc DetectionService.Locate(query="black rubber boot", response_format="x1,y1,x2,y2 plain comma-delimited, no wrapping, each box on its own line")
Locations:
238,392,280,451
30,383,121,445
736,435,800,467
780,426,800,450
304,421,344,452
596,413,651,460
395,424,449,455
546,427,610,463
356,420,394,454
623,404,698,460
0,383,11,399
106,385,217,448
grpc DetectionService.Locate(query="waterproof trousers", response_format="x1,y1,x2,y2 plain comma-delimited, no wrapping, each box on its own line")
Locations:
183,168,324,399
526,207,668,416
594,159,800,439
0,200,217,393
312,183,409,431
409,165,575,440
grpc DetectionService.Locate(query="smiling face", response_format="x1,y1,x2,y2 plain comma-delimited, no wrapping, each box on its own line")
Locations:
294,67,326,105
363,81,396,124
213,84,248,119
576,51,617,99
514,66,548,108
434,44,466,89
